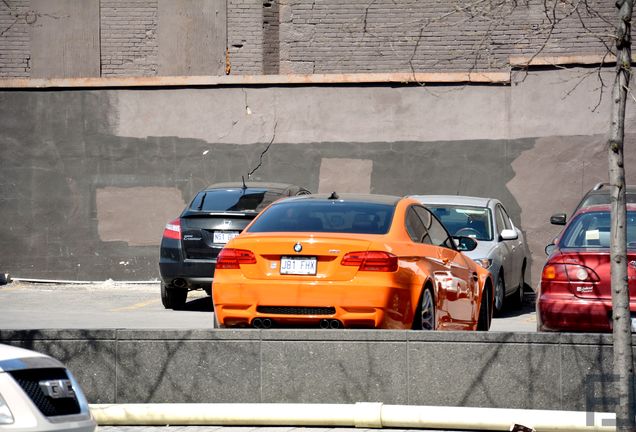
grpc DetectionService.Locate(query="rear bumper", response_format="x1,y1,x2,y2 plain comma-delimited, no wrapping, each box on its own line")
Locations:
538,294,636,332
212,275,415,329
159,260,216,289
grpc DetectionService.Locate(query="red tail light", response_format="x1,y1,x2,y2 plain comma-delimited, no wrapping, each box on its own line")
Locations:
163,218,181,240
341,251,398,272
542,263,600,282
216,248,257,269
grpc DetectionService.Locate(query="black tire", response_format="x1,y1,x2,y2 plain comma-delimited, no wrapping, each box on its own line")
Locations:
493,273,505,316
511,263,526,310
412,286,435,330
161,283,187,310
477,286,491,331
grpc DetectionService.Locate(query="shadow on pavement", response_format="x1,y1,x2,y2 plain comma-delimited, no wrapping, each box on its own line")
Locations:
497,283,536,318
182,295,213,312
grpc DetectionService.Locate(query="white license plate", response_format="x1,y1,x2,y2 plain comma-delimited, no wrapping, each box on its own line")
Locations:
631,317,636,333
213,231,239,244
280,256,317,275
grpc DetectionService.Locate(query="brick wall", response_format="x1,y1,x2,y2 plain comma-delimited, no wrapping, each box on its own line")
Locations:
227,0,264,74
100,0,158,76
0,0,620,78
0,0,29,77
278,0,616,74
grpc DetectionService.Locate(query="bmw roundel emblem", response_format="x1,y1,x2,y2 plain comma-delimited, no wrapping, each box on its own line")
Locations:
294,242,303,253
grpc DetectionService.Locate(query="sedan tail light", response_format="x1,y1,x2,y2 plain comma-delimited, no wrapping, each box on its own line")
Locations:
163,218,181,240
217,248,257,269
341,251,398,272
542,263,600,282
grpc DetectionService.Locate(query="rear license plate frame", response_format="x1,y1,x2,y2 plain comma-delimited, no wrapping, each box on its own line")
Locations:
280,256,317,275
213,230,240,244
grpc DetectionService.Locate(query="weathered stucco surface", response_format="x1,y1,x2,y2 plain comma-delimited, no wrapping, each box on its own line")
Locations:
0,68,635,283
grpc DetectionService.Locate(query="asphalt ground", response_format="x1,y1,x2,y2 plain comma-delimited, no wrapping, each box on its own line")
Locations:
0,280,537,331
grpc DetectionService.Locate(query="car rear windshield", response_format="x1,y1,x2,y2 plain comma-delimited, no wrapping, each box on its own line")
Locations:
560,210,636,249
426,205,493,241
247,200,395,234
189,188,284,212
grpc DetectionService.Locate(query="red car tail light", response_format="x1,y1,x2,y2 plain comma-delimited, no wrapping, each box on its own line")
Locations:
341,251,398,272
163,218,181,240
217,248,257,269
542,263,600,282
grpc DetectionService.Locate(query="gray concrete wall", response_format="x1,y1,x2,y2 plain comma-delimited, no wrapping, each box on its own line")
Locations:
0,329,632,413
157,0,226,76
1,68,635,285
30,0,100,78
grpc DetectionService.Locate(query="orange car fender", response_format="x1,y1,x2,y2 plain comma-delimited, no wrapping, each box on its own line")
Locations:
476,268,494,319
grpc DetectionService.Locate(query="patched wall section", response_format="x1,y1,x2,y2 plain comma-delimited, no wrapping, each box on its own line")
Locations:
318,158,372,194
157,0,226,76
96,187,185,246
30,0,100,78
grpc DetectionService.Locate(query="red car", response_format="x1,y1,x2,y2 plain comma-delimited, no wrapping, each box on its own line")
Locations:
537,204,636,332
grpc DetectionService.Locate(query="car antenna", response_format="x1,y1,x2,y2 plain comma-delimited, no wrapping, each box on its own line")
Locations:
328,191,339,200
242,175,247,190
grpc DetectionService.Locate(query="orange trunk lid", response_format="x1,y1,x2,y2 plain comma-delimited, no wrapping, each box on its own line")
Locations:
230,233,374,281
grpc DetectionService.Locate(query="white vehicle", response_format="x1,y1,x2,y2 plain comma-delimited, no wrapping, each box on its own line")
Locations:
412,195,529,315
0,344,96,432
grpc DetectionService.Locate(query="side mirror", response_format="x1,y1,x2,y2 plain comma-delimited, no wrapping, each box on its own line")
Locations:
545,243,556,255
455,236,478,252
500,229,518,241
550,213,567,225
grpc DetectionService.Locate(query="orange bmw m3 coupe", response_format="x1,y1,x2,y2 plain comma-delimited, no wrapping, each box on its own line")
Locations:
212,193,493,330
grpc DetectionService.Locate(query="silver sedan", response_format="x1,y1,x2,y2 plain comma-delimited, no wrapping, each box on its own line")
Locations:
411,195,529,315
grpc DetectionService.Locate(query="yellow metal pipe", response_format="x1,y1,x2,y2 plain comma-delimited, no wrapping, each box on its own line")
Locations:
89,402,615,432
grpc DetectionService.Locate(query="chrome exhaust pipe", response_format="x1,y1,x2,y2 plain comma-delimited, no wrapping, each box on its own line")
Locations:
262,318,272,329
319,319,330,329
172,278,187,288
252,318,263,328
329,319,341,329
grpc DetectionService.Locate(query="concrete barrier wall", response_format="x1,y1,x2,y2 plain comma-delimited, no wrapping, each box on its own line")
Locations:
1,329,633,412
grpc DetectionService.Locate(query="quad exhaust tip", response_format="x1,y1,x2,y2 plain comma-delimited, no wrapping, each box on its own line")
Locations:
252,318,273,329
252,318,341,329
319,319,342,329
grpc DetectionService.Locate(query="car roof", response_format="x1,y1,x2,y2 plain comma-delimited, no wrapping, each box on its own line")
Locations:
280,193,402,206
203,182,308,194
410,195,493,207
573,203,636,215
584,183,636,194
